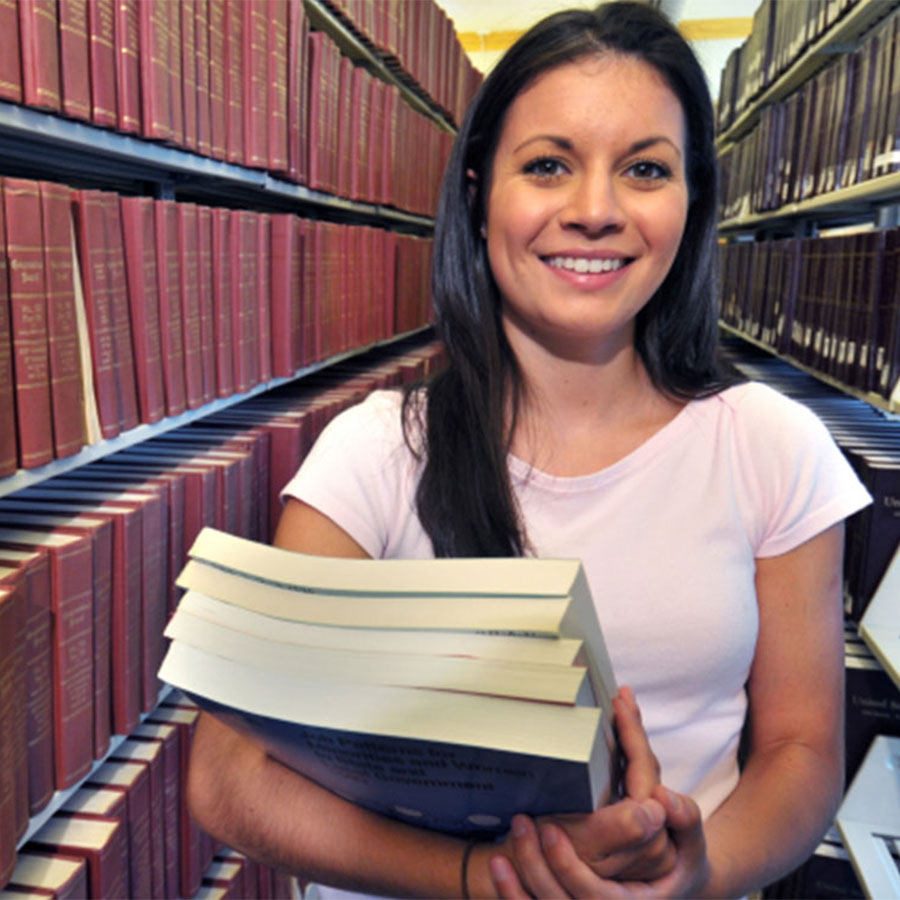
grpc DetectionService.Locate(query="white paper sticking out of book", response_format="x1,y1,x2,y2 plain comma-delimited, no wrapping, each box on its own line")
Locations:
836,735,900,899
859,543,900,692
158,527,619,837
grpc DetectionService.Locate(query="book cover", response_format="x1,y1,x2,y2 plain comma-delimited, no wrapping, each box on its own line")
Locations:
87,0,117,128
207,0,227,161
0,0,22,103
3,177,54,469
138,0,173,142
287,0,309,184
39,181,86,460
177,203,204,410
269,213,302,378
256,212,272,384
0,186,18,478
180,0,198,153
153,199,187,417
119,196,165,425
266,0,289,175
113,0,140,134
224,0,244,165
241,0,268,170
196,206,216,405
194,0,212,158
167,0,184,148
18,0,60,112
57,0,90,121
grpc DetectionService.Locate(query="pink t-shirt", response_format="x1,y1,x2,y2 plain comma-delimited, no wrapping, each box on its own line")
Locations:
282,381,871,820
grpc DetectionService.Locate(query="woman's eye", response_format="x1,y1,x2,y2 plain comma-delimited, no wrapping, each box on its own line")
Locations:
627,160,671,181
523,157,566,178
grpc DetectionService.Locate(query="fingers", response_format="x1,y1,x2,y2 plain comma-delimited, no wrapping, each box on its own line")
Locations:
501,815,572,898
613,687,661,802
652,785,703,835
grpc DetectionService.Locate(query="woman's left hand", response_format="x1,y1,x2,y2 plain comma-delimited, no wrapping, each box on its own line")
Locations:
490,786,709,898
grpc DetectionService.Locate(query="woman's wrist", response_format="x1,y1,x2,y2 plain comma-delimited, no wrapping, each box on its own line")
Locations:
464,841,503,899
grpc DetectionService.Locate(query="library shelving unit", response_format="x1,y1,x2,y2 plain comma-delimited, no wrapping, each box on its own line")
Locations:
0,0,465,883
716,1,900,895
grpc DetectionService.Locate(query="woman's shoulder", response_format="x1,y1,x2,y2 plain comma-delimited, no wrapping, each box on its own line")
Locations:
701,380,827,435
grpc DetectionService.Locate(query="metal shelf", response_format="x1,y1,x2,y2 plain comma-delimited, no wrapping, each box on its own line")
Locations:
0,326,432,500
717,0,900,151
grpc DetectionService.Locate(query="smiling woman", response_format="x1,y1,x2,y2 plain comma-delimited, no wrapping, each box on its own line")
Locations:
186,4,873,899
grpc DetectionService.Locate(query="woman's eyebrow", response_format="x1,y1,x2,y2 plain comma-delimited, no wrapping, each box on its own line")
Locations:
512,134,574,154
512,134,682,157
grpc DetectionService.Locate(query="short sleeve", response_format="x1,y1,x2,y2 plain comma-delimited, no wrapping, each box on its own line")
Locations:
280,390,422,558
730,383,872,558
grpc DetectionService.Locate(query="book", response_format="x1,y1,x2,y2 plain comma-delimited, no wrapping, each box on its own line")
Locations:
208,0,227,161
194,0,212,159
87,0,117,128
153,199,187,418
0,187,18,478
177,203,204,410
159,527,618,838
180,0,198,154
0,0,22,104
18,0,61,112
113,0,140,134
138,0,173,142
4,851,89,898
57,0,91,122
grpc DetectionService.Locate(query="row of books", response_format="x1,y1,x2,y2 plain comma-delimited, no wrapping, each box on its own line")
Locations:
719,8,900,221
0,335,446,891
720,339,900,621
719,230,900,400
0,0,478,190
324,0,482,126
0,175,436,476
306,29,453,214
716,0,860,135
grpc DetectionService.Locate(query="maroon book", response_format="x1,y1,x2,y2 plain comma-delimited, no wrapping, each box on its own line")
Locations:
167,0,184,147
58,0,91,121
269,213,301,378
180,0,198,153
208,0,227,161
0,0,22,102
72,189,122,440
266,0,289,175
87,0,117,128
195,0,212,158
256,213,272,384
230,210,258,393
113,0,140,134
40,181,86,460
119,196,165,425
138,0,173,142
18,0,61,111
153,199,188,417
28,816,128,899
2,177,54,469
177,203,204,409
224,0,244,164
0,528,93,791
242,0,268,169
287,0,309,184
0,188,18,478
197,206,216,404
5,850,89,898
0,549,53,817
211,208,235,398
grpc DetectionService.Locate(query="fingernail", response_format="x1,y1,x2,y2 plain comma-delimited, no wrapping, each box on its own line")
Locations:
540,824,557,849
512,815,528,837
641,799,665,830
664,788,681,812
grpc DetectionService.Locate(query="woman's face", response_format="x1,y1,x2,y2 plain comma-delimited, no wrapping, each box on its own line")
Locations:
485,53,689,361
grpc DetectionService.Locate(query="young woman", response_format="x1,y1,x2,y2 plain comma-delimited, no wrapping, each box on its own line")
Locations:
187,4,872,897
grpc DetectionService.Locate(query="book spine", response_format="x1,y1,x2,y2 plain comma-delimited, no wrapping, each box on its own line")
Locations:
87,0,117,128
287,0,307,183
211,208,234,398
0,192,18,478
229,210,255,393
138,0,173,141
39,181,86,460
224,0,244,165
269,214,296,378
18,0,61,111
100,193,140,433
167,0,184,147
256,213,272,384
176,203,204,410
194,0,212,158
207,0,227,160
180,0,198,153
243,0,269,169
3,177,54,469
197,206,216,405
119,196,166,425
153,199,187,417
0,0,22,102
58,0,91,121
113,0,141,134
267,0,289,175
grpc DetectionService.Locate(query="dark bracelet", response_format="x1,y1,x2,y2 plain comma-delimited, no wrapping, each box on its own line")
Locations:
461,838,479,900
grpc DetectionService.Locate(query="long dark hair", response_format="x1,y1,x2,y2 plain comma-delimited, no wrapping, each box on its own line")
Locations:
406,1,729,558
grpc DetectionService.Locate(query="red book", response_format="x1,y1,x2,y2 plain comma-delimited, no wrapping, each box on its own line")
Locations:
0,549,53,814
349,65,369,201
167,0,184,147
18,0,61,111
2,177,54,469
5,851,89,898
100,193,140,433
230,210,258,393
146,705,204,899
0,529,93,790
197,206,216,404
267,0,288,175
241,0,268,169
256,213,272,383
58,0,91,121
0,512,113,764
131,721,180,899
153,199,187,417
86,761,153,899
180,0,198,153
40,181,86,460
336,56,354,197
119,196,165,425
306,31,327,192
224,0,244,165
0,0,22,103
195,0,212,158
28,816,128,899
207,0,227,161
270,213,301,378
72,189,122,440
0,578,27,887
287,0,309,184
138,0,173,142
0,191,18,478
211,208,234,398
87,0,117,128
113,0,140,133
110,740,166,899
177,203,204,409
